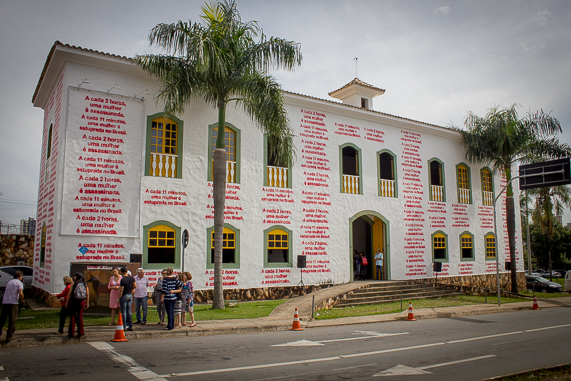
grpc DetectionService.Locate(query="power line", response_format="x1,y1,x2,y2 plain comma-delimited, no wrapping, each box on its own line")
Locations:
0,200,37,206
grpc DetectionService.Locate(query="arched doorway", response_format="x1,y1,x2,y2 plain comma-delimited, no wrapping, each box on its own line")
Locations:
349,211,389,281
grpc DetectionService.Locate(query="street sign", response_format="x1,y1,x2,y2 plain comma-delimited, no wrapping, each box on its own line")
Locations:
182,229,189,248
519,158,571,190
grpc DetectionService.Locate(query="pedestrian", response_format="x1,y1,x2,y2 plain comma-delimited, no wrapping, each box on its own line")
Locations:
66,272,89,338
54,275,73,334
354,250,361,279
359,252,368,280
0,271,25,342
117,267,137,331
154,269,166,325
134,268,149,325
107,268,122,326
174,273,184,328
374,249,384,280
183,272,196,327
161,268,182,330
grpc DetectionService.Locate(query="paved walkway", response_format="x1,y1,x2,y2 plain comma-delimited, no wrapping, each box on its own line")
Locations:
2,282,570,348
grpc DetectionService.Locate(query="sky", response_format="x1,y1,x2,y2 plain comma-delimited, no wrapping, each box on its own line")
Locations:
1,0,571,228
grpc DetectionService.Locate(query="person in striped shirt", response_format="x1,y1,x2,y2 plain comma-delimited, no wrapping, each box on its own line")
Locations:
160,268,182,330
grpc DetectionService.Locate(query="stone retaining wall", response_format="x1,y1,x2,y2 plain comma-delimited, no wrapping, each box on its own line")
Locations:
0,234,34,266
419,272,527,294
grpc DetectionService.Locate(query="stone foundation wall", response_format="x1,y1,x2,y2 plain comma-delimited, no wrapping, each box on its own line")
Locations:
419,272,527,294
0,234,34,266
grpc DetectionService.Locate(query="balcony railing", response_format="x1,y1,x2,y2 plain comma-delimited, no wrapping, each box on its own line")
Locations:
267,166,288,188
150,153,177,178
430,185,444,202
483,191,494,206
458,188,470,204
379,179,395,197
343,174,360,194
226,160,236,183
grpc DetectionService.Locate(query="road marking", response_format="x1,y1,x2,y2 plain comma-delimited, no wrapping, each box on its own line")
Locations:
373,355,497,376
164,323,571,378
272,331,408,346
89,342,167,381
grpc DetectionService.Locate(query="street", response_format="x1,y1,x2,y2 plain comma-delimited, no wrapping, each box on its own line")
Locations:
1,308,570,380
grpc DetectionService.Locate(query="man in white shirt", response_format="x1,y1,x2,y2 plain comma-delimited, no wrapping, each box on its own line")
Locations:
134,268,149,325
375,250,384,280
0,271,25,342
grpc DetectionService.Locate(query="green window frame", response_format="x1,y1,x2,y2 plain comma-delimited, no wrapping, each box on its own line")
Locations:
144,113,183,179
456,163,472,204
339,143,362,194
377,149,397,197
485,233,496,260
264,225,293,267
264,133,292,188
143,221,181,270
460,231,475,261
207,122,241,183
206,224,240,269
428,158,446,202
481,168,494,206
432,231,448,263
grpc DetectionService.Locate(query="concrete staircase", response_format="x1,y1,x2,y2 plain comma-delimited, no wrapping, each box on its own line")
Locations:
336,281,465,307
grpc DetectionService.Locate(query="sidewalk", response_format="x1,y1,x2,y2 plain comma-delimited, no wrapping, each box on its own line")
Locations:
3,283,570,348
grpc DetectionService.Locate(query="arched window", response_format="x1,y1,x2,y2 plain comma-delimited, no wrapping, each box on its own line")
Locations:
208,123,241,183
211,226,237,264
340,144,362,194
378,150,397,197
39,222,46,267
456,164,471,204
428,159,445,202
485,233,496,260
460,232,474,261
267,228,289,264
265,134,291,188
148,225,176,264
481,168,494,206
432,232,448,262
146,114,183,178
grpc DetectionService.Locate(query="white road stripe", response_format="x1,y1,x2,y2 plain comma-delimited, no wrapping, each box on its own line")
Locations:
418,354,496,370
89,342,167,381
163,322,571,377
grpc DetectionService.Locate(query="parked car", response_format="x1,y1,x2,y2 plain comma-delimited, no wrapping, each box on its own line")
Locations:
0,265,33,291
540,270,562,278
552,269,568,278
526,275,563,293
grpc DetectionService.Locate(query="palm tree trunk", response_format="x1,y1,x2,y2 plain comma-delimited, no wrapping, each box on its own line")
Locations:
504,165,519,293
212,103,227,309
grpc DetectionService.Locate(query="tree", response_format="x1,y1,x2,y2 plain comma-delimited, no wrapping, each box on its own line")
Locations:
136,0,302,308
460,104,569,292
530,185,571,279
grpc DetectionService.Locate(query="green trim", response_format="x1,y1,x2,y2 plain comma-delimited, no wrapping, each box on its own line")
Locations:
142,220,181,270
263,133,292,188
431,230,449,263
377,149,398,197
144,113,184,179
339,143,363,194
459,231,475,262
428,157,446,202
206,223,240,269
455,162,472,204
263,225,293,268
207,122,241,183
348,210,390,281
484,232,497,261
480,167,495,204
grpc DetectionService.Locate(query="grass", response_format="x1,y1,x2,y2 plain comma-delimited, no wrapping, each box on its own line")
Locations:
494,363,571,380
15,299,286,330
314,293,563,320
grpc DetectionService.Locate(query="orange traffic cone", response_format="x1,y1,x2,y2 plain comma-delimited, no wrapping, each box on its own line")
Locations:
112,313,128,342
406,302,416,321
290,307,304,331
532,296,540,310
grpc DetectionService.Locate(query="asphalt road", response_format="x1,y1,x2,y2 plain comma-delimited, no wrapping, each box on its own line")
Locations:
1,308,570,380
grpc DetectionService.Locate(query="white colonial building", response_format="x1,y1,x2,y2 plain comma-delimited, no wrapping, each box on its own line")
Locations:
31,41,523,301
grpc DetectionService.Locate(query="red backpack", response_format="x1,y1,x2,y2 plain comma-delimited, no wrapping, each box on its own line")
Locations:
361,257,368,266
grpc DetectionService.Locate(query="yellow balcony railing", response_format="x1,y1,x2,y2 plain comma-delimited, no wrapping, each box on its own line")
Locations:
343,174,359,194
150,152,177,178
379,179,395,197
267,166,288,188
483,191,494,206
458,188,470,204
430,185,444,202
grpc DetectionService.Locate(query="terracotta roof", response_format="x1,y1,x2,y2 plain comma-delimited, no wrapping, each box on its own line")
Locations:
285,90,454,132
328,77,385,97
32,41,133,104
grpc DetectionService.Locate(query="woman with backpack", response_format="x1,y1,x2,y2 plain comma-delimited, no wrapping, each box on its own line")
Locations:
66,272,89,338
359,252,368,280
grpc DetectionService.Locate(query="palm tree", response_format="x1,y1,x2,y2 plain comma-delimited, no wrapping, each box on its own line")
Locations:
136,0,301,308
460,104,570,293
530,185,571,280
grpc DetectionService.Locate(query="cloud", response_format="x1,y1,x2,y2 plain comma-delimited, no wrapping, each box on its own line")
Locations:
434,5,452,15
532,10,552,27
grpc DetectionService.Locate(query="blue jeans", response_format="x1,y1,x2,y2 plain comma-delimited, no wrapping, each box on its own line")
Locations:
135,297,148,323
164,299,175,330
376,265,383,280
120,294,133,329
